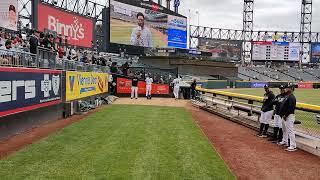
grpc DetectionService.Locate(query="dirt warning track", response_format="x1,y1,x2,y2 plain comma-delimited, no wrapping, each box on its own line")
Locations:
187,104,320,180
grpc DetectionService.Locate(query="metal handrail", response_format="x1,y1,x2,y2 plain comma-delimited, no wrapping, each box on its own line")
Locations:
197,88,320,114
0,48,110,73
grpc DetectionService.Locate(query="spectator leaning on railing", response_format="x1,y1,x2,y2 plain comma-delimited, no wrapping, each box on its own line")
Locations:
29,30,39,54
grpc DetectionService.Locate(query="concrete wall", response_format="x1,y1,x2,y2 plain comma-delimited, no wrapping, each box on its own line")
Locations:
140,57,238,77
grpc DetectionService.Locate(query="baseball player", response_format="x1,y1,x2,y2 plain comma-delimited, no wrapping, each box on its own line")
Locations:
269,85,286,143
172,75,181,100
257,85,275,138
131,75,139,99
278,84,297,152
145,74,153,99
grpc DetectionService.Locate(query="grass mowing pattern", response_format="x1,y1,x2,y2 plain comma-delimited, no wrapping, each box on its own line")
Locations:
0,105,234,180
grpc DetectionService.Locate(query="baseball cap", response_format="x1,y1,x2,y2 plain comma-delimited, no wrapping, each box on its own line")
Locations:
264,84,269,89
285,83,295,89
279,85,285,89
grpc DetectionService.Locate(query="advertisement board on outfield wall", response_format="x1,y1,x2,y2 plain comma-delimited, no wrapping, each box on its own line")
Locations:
298,82,314,89
37,3,94,48
251,82,267,88
0,67,62,117
117,77,169,95
66,71,108,101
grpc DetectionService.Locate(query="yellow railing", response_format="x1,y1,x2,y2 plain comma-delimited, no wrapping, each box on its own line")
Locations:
197,87,320,113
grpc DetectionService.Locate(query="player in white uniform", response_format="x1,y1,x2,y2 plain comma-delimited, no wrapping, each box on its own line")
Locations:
172,76,181,100
145,75,153,99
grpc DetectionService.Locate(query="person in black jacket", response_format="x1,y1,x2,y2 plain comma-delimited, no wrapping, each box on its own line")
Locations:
278,83,297,152
29,30,39,54
190,79,197,99
131,75,139,99
269,85,286,143
257,85,275,138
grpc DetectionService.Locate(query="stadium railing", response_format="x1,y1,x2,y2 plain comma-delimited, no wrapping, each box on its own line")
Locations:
0,48,37,68
196,87,320,139
0,48,109,73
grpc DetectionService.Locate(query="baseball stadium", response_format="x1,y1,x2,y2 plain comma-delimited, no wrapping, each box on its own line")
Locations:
0,0,320,180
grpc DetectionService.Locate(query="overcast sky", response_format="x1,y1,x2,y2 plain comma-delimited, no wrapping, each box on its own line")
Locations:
157,0,320,32
98,0,320,32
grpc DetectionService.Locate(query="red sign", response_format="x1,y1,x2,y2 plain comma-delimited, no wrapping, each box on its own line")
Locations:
298,82,314,89
117,77,169,95
37,3,93,48
253,41,272,45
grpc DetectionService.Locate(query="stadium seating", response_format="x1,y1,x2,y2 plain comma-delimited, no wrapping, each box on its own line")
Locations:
238,65,320,82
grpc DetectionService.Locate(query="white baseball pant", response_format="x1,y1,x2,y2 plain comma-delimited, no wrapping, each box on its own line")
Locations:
173,86,180,99
146,85,152,96
286,114,297,148
131,86,138,99
282,118,288,144
260,110,274,124
274,115,283,128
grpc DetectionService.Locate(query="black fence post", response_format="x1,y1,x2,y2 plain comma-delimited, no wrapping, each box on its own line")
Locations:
248,100,254,116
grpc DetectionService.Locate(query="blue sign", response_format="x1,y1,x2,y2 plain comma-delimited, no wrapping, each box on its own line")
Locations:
272,42,289,46
311,43,320,63
167,29,187,49
0,68,62,117
251,82,267,88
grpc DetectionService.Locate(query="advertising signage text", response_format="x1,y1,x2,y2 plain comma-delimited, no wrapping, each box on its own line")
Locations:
66,71,108,101
37,3,93,48
0,67,62,117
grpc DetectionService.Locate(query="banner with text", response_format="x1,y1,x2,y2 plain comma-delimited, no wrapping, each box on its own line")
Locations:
37,3,93,48
117,77,169,95
0,67,62,117
298,82,313,89
66,71,108,101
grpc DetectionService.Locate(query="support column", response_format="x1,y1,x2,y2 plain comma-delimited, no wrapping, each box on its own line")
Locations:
300,0,313,64
242,0,254,66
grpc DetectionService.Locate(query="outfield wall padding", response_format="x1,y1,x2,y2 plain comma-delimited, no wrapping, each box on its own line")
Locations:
206,81,228,89
235,81,251,88
0,104,64,140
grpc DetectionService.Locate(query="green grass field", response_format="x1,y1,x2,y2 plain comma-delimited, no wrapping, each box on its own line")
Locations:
110,19,167,48
224,88,320,134
0,105,234,179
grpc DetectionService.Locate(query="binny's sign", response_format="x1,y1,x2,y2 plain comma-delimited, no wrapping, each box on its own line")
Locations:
47,16,85,41
37,3,93,48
